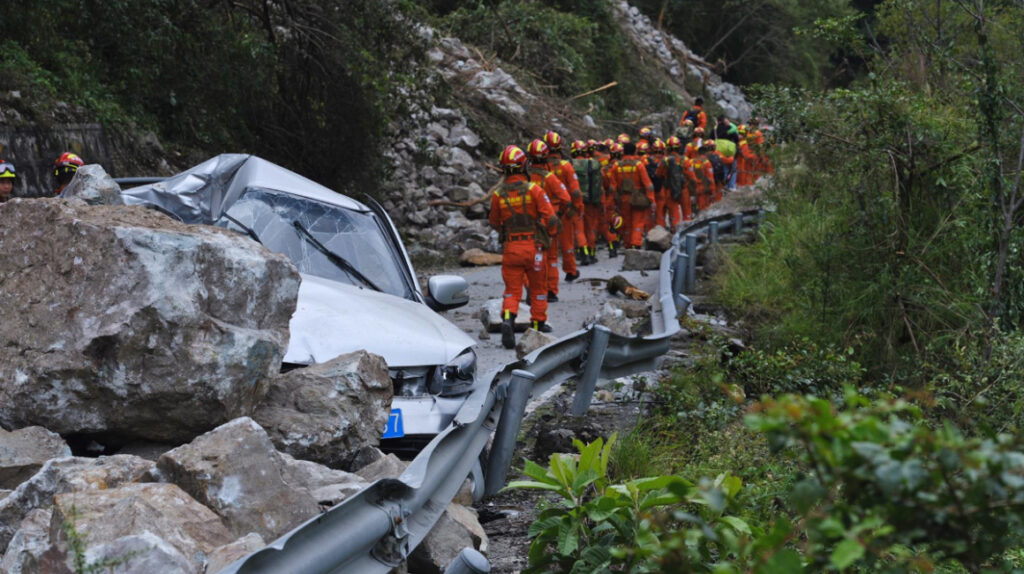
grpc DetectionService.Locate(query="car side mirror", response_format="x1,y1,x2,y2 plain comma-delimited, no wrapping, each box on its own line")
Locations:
425,275,470,311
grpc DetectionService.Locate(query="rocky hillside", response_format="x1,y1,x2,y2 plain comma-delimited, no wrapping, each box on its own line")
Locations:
376,1,751,258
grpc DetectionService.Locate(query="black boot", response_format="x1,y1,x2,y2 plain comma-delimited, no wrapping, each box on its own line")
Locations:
580,247,592,266
532,320,553,333
565,271,580,282
548,290,559,302
501,313,516,349
608,241,618,258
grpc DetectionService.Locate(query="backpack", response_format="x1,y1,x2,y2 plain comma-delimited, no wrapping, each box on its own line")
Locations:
618,159,651,208
572,157,603,205
706,153,725,184
664,156,685,201
644,158,661,192
682,107,701,126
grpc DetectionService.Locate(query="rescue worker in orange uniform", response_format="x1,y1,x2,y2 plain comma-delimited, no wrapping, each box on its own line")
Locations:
570,140,603,266
636,140,659,234
542,131,583,280
489,145,558,349
679,97,708,132
735,125,758,187
612,141,655,249
656,136,690,229
687,146,715,212
602,142,624,258
685,127,705,159
705,140,731,203
526,139,572,303
650,138,669,228
53,152,84,196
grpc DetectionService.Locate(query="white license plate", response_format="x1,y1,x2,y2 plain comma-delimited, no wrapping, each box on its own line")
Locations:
382,408,404,439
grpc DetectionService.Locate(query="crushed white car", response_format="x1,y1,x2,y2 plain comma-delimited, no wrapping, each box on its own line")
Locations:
122,154,476,455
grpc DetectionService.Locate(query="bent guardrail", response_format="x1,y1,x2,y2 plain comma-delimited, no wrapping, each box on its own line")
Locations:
220,208,766,574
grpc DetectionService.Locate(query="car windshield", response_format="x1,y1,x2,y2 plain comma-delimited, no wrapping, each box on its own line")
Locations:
216,188,414,300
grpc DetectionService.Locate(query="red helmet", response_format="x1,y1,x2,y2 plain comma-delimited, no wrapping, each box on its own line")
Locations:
543,131,563,152
666,136,682,150
602,138,615,149
681,118,694,127
54,152,84,185
610,213,623,231
55,152,84,168
636,141,650,155
526,139,549,161
587,139,599,150
499,145,528,173
570,140,587,156
638,126,653,140
693,127,705,136
616,133,631,144
653,139,666,153
610,143,624,158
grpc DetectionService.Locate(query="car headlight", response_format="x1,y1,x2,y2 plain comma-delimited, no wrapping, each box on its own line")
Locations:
429,349,477,397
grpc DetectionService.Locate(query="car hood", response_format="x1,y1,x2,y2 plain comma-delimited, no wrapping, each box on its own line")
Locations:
284,274,474,367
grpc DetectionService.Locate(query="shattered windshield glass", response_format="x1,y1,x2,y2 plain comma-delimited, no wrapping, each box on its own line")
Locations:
216,188,413,300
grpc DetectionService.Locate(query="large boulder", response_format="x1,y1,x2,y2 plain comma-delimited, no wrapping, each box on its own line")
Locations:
644,225,673,252
155,418,320,540
0,455,155,554
205,533,265,574
44,482,234,574
60,164,124,205
408,503,488,574
0,427,71,490
621,248,662,271
253,351,393,471
0,199,300,443
276,452,368,508
0,508,50,574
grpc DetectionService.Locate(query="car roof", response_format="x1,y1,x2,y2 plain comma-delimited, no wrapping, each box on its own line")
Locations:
122,154,367,223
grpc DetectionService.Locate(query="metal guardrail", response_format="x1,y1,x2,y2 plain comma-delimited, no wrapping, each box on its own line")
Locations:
220,208,765,574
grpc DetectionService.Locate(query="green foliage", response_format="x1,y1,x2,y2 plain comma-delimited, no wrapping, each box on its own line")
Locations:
508,435,758,573
748,390,1024,572
0,0,431,193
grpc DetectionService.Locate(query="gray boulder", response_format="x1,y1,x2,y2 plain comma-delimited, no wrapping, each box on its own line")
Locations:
205,533,266,574
408,503,488,574
60,164,124,205
516,328,558,359
0,427,71,490
156,418,320,540
253,351,393,470
0,508,50,574
644,225,673,252
480,299,532,333
621,249,662,271
277,452,368,508
47,482,233,574
0,200,300,443
0,455,155,554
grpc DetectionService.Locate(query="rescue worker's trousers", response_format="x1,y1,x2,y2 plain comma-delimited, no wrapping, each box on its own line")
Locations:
574,212,586,251
501,240,548,322
547,239,561,295
558,215,578,276
620,202,650,248
583,203,609,249
662,195,683,231
654,189,669,228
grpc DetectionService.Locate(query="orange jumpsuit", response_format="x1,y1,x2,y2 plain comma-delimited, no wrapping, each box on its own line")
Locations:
548,156,583,274
684,139,703,160
527,166,571,296
687,156,715,211
611,156,655,248
656,152,690,228
488,175,556,323
735,140,757,187
646,152,668,228
679,106,707,132
573,155,605,255
601,156,621,246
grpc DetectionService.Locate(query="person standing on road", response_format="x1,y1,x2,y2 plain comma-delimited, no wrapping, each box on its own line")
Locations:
53,152,84,196
0,159,16,203
570,140,603,266
526,139,571,304
602,142,624,258
542,131,583,282
612,141,655,249
656,137,690,229
489,145,558,349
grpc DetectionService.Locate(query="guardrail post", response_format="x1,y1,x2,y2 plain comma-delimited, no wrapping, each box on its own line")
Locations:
445,548,491,574
709,221,719,245
685,233,697,293
571,325,612,416
733,213,744,235
485,369,536,496
673,252,687,296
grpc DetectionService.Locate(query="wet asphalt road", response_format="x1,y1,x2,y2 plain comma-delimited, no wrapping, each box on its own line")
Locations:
436,246,662,379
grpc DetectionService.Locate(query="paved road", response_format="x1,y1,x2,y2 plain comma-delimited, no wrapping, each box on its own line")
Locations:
435,248,663,378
